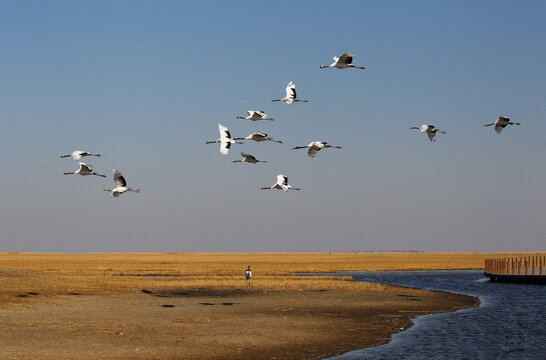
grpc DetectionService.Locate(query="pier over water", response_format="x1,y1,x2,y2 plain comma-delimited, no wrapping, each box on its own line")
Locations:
485,255,546,284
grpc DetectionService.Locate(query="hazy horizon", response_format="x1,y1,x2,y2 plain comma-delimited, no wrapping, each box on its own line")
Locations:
1,1,545,252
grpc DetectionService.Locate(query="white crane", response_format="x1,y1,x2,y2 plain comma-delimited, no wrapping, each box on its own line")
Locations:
319,51,366,70
233,152,268,164
272,81,308,104
245,266,252,288
484,115,520,134
205,123,243,155
103,169,140,197
59,150,101,160
237,132,282,144
410,124,447,142
236,110,274,121
292,141,342,158
260,174,300,191
63,162,106,177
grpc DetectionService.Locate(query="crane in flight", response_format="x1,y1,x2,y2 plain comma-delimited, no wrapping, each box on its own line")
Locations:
272,81,308,104
410,125,447,142
237,132,282,144
236,110,274,121
484,115,520,134
104,169,140,197
62,163,106,178
59,150,101,160
319,51,366,70
205,123,243,155
232,152,268,164
260,175,300,192
292,141,342,158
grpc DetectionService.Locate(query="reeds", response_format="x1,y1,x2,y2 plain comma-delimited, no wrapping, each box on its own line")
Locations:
0,251,532,305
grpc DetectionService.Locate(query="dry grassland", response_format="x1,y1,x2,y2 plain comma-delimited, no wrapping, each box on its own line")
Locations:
1,252,520,359
0,251,532,305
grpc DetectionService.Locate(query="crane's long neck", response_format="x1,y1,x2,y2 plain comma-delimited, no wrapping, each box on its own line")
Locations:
62,172,74,175
236,116,246,119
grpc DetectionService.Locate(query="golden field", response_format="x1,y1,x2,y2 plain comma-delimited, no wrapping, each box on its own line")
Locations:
2,251,533,359
0,251,535,305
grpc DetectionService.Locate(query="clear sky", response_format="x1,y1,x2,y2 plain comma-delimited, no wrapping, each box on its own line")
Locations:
1,1,545,252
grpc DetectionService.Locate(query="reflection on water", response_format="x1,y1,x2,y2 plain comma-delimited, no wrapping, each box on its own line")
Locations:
325,270,546,360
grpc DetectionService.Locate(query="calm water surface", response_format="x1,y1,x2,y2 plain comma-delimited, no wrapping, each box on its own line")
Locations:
323,270,546,360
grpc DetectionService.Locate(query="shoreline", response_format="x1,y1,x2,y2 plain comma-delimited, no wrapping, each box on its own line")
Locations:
1,285,478,360
0,252,503,359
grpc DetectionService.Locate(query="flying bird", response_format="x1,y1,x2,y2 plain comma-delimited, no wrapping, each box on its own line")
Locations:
103,169,140,197
319,51,366,70
233,152,268,164
59,150,101,160
484,115,521,134
205,123,243,155
292,141,342,158
237,132,282,144
236,110,274,121
410,125,447,142
63,162,106,177
272,81,308,104
260,174,300,191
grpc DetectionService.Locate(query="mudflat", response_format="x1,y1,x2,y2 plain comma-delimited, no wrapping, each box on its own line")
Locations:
1,285,476,359
1,252,515,359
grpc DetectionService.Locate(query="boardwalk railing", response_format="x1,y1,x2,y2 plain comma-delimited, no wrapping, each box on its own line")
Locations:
485,255,546,281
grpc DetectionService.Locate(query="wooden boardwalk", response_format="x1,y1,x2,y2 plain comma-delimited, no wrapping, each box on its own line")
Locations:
484,255,546,284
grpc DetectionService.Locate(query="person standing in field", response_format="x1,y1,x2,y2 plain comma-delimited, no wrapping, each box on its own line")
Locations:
245,266,252,289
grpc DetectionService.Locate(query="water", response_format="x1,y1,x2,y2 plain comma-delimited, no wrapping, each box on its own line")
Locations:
324,270,546,360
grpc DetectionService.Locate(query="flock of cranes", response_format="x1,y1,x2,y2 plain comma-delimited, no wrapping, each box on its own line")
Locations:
60,51,521,198
60,151,140,198
205,51,521,192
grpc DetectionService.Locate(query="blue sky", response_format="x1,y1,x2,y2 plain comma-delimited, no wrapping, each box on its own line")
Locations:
1,1,545,252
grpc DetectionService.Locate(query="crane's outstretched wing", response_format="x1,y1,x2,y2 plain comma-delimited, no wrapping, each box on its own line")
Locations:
307,148,319,158
242,152,257,161
220,140,231,155
277,174,288,186
286,81,296,99
218,123,231,140
339,51,354,65
494,124,505,134
113,169,127,187
427,132,437,142
79,163,93,172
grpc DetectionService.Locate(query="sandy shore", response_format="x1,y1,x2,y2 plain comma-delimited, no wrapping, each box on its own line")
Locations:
1,284,477,359
0,252,501,359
